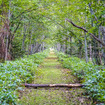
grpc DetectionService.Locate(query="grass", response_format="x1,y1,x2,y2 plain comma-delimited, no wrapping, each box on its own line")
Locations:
18,52,93,105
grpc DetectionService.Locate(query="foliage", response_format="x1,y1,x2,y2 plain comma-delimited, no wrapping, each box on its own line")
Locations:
1,0,105,103
0,50,49,105
56,51,69,60
1,0,105,63
56,52,105,103
11,39,25,59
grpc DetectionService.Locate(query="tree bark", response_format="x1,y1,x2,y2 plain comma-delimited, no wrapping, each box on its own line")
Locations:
69,36,72,55
102,27,105,65
34,43,41,53
89,43,92,61
22,24,27,51
5,0,11,61
0,1,11,61
84,33,88,63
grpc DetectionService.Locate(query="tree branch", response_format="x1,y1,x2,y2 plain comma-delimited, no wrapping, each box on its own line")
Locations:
13,21,21,34
25,83,84,88
65,18,88,32
13,7,37,20
43,15,75,36
65,18,105,47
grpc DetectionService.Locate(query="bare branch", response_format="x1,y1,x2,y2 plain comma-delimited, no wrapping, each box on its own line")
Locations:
25,83,84,88
65,18,105,47
65,18,88,32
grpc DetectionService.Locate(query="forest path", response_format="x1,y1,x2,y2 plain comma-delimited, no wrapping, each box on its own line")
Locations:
19,51,92,105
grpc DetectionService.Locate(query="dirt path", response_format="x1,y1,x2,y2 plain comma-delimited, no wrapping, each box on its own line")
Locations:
19,52,93,105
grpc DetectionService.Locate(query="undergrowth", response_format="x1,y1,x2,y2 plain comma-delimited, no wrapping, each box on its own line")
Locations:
56,52,105,104
0,50,49,105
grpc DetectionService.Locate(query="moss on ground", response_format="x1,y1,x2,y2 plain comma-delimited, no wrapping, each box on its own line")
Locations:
18,52,93,105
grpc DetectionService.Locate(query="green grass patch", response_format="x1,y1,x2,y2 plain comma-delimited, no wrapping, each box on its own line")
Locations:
18,51,92,105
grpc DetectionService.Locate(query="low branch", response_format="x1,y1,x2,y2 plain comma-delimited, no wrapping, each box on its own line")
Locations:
65,18,88,32
25,83,84,88
65,18,105,47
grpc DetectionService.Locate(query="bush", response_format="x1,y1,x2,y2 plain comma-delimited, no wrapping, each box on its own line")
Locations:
0,50,49,104
56,52,105,103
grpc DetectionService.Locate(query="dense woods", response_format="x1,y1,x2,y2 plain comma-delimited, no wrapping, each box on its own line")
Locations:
0,0,105,104
0,0,105,64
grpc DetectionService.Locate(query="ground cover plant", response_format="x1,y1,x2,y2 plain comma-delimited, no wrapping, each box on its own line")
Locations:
56,52,105,104
0,50,49,105
18,51,93,105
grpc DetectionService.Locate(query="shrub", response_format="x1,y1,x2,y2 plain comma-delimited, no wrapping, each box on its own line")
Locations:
56,52,105,103
0,50,49,104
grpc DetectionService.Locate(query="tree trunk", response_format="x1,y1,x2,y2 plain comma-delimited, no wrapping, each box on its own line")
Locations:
65,36,68,54
69,36,72,55
89,43,92,61
84,33,88,63
5,0,11,61
78,40,83,58
42,42,45,51
22,24,27,51
29,28,33,55
102,27,105,65
0,1,11,61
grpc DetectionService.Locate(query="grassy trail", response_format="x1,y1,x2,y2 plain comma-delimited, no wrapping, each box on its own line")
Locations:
19,52,92,105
